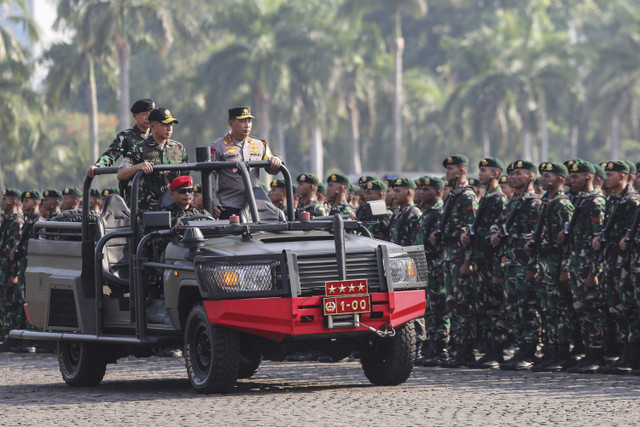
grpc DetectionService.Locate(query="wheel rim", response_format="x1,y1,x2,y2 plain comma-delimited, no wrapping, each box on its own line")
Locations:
194,324,212,372
64,342,82,370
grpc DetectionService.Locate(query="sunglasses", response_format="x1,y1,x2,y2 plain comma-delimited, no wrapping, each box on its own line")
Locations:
176,188,194,194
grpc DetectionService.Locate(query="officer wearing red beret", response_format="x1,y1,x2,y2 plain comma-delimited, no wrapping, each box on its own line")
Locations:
165,176,211,227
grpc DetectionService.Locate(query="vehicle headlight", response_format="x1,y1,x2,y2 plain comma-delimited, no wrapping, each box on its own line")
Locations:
197,262,277,296
389,257,418,285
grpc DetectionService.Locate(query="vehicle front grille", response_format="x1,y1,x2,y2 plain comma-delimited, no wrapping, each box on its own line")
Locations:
48,288,79,329
296,252,384,295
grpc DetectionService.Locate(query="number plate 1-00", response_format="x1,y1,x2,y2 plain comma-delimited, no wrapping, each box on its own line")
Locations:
323,295,371,315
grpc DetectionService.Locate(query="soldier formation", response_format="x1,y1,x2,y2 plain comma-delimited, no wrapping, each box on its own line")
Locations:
3,97,640,377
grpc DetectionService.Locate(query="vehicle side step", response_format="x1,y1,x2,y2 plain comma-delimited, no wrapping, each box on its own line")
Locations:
9,329,179,345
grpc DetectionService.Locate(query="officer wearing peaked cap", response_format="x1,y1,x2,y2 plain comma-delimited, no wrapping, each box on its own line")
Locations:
88,98,155,178
209,106,282,219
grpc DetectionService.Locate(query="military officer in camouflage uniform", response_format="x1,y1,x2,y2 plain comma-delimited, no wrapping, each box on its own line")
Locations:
490,160,542,370
525,162,574,372
357,179,392,240
269,179,287,213
461,158,509,369
209,107,282,219
388,178,422,246
89,188,102,212
42,189,62,220
467,177,483,199
0,188,24,351
413,176,449,366
326,173,355,219
60,186,82,212
87,98,155,177
295,173,326,219
165,176,212,227
557,160,606,373
428,155,478,367
118,107,189,213
592,161,640,374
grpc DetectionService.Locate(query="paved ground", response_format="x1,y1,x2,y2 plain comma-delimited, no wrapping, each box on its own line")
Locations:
1,352,639,426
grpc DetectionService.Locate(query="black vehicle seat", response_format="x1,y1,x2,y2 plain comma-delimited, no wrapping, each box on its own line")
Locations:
96,194,131,291
239,187,286,223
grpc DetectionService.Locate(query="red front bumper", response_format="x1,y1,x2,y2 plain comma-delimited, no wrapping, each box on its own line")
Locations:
203,290,426,341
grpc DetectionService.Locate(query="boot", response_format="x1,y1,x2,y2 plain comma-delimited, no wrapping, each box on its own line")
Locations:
545,343,572,372
422,342,448,367
441,344,475,368
501,341,536,371
611,342,637,375
572,348,605,374
531,344,556,372
468,342,504,369
414,341,431,366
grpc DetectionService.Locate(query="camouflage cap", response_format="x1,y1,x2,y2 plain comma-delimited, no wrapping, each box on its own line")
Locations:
443,154,469,167
21,189,43,200
604,161,630,174
507,159,537,173
297,173,320,186
63,186,82,197
391,177,416,189
357,175,377,186
101,187,120,197
420,176,444,188
568,160,595,174
479,157,504,170
625,160,637,174
317,183,326,195
327,173,349,185
468,177,482,187
90,188,101,198
539,161,568,178
593,164,606,179
2,188,21,198
43,189,63,199
270,179,286,189
499,175,509,184
365,179,388,192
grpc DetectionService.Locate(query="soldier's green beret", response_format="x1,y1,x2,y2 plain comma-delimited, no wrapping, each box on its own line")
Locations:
317,183,326,195
507,159,537,173
357,175,377,186
349,184,360,195
538,161,568,178
327,173,349,185
391,177,416,189
2,188,21,198
101,187,120,197
90,188,101,198
270,179,286,189
593,164,605,179
443,179,456,188
43,189,62,199
420,176,444,188
625,160,637,174
563,158,581,169
364,179,387,192
479,157,504,170
499,175,509,184
443,154,469,167
297,173,320,186
468,177,482,187
568,160,595,174
599,162,608,169
636,162,640,174
21,190,43,200
193,184,202,194
63,187,82,197
604,161,629,174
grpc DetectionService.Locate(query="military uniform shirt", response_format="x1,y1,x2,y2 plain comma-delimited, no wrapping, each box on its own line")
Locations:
295,197,326,219
95,125,150,167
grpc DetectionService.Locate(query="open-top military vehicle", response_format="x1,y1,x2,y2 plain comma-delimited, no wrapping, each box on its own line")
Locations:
11,159,428,393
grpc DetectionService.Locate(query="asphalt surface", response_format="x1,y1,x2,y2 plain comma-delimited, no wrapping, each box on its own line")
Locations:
1,352,639,426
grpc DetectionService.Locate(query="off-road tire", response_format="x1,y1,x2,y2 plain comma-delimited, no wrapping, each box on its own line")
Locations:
58,341,107,386
184,304,240,393
238,349,262,379
360,322,416,385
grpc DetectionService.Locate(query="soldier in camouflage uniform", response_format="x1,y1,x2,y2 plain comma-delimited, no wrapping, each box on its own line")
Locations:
356,179,392,240
165,176,212,227
413,176,449,366
61,186,82,212
269,179,287,213
295,173,326,219
388,178,422,246
42,189,62,220
429,155,478,367
326,173,355,219
461,158,509,369
87,98,155,177
525,162,574,372
118,108,189,213
498,174,515,200
490,160,542,370
557,160,606,373
593,161,640,374
0,189,24,351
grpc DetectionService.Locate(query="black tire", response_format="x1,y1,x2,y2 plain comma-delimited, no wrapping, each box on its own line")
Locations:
57,341,107,387
50,208,100,223
184,304,240,393
238,349,262,379
360,322,416,386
